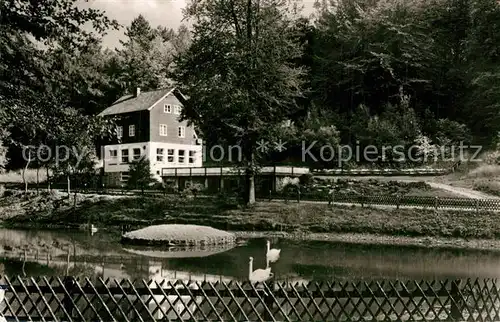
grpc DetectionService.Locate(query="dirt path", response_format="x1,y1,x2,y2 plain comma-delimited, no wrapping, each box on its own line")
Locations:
426,182,500,199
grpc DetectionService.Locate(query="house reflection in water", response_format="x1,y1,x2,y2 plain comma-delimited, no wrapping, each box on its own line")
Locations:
146,261,205,320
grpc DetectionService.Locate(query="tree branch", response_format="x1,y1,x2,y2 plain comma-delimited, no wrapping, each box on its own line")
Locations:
229,0,242,38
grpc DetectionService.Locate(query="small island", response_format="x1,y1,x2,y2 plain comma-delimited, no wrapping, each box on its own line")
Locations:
120,224,236,247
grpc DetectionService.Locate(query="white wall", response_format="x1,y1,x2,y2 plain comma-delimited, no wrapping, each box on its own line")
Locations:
103,142,151,172
102,142,203,181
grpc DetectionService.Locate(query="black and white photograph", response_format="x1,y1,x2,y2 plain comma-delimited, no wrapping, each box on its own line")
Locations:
1,0,500,320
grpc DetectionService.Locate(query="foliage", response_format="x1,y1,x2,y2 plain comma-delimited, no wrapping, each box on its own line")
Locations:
4,0,500,176
299,173,314,186
309,0,500,149
414,134,439,164
0,124,9,172
469,164,500,179
0,0,119,173
0,0,119,46
276,177,300,192
113,15,191,92
127,158,157,192
172,0,306,203
434,119,472,146
185,182,206,194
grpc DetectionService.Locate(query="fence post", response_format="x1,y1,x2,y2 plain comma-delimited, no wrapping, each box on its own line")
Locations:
475,199,479,213
329,189,334,206
63,276,75,319
360,195,364,208
269,190,272,202
450,279,463,320
396,194,400,209
297,187,300,203
435,196,439,210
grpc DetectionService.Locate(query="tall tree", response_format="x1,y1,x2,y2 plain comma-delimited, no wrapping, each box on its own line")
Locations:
115,17,191,92
172,0,306,204
0,0,119,173
127,158,157,194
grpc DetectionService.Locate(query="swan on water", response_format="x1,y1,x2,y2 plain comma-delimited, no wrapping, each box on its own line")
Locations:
266,240,281,263
248,257,273,283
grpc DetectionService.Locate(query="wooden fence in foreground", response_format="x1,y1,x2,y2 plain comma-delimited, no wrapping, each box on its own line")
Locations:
1,276,500,321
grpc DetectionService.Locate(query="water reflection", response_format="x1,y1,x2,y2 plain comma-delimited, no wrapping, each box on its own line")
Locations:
123,243,236,259
1,228,500,283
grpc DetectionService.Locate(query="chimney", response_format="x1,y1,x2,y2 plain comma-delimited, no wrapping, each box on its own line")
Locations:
135,87,141,97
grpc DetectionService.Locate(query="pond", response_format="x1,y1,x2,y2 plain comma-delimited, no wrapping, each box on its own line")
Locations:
0,227,500,283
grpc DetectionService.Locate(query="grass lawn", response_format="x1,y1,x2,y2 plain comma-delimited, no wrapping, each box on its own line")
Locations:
2,189,500,240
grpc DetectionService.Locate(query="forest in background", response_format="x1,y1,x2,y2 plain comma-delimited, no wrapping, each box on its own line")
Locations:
1,0,500,180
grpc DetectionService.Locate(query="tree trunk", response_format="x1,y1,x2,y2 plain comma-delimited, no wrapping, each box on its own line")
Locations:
23,152,31,195
247,173,256,205
36,167,39,194
245,149,256,205
67,174,71,197
73,189,77,208
46,167,51,191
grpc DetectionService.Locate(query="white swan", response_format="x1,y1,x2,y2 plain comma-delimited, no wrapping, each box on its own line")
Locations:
266,240,281,263
249,257,273,283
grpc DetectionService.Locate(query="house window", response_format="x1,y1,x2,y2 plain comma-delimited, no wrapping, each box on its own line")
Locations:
164,104,171,113
178,126,185,138
159,124,168,136
109,150,118,158
174,105,182,115
120,172,129,182
133,148,141,160
121,149,129,163
167,149,174,162
129,125,135,137
117,126,123,138
178,150,185,163
157,148,164,162
189,151,196,164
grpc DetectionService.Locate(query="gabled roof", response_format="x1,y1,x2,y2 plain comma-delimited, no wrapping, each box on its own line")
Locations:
98,88,175,116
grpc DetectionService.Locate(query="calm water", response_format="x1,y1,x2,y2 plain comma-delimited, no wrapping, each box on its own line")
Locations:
0,228,500,282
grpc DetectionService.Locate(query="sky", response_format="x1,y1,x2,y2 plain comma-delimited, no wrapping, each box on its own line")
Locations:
78,0,318,49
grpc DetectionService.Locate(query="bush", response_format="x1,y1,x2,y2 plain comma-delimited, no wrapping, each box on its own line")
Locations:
468,165,500,178
483,151,500,165
299,173,314,187
150,182,165,190
276,177,299,192
474,180,500,197
184,182,205,196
